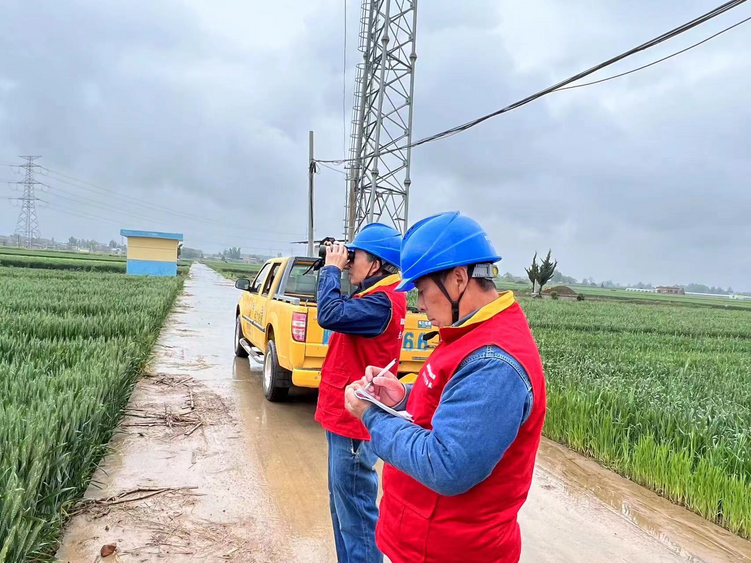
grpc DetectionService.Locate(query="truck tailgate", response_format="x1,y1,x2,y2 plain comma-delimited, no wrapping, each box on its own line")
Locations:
305,310,328,359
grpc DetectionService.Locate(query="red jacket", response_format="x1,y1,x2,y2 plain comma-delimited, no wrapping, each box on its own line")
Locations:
377,294,546,562
315,274,407,440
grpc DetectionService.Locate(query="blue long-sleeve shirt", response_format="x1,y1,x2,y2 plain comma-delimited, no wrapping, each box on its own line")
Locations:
316,265,393,337
362,344,533,496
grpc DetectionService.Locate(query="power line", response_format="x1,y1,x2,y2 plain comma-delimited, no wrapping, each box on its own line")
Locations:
37,174,307,248
38,166,302,238
12,164,309,244
47,186,192,228
316,0,748,164
43,172,211,227
45,189,299,246
317,161,348,176
556,14,751,91
45,204,293,254
45,202,298,254
45,185,212,232
176,234,298,255
39,166,302,237
48,190,167,224
46,188,297,245
47,202,123,226
42,167,303,237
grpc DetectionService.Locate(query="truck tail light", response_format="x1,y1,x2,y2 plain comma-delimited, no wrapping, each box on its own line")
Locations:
292,312,307,342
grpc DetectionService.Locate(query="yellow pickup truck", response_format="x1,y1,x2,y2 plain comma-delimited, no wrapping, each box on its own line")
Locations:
233,256,436,401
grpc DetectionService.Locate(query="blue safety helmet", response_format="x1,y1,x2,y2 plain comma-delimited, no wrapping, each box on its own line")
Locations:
396,211,501,292
348,222,402,269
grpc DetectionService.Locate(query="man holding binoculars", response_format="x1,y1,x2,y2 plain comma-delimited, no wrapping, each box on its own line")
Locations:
315,223,407,563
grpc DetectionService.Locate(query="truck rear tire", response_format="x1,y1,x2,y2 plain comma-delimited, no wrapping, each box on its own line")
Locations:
263,340,290,402
234,315,249,358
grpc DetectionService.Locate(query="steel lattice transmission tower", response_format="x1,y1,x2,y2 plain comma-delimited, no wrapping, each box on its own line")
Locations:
13,156,43,249
345,0,418,241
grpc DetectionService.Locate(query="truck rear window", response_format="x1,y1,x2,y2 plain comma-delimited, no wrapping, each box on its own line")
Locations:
285,260,353,300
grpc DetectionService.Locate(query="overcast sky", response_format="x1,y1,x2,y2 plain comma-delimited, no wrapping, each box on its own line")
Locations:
1,1,749,290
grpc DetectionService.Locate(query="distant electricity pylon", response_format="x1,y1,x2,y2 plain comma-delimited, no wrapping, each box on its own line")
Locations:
344,0,418,240
13,156,43,249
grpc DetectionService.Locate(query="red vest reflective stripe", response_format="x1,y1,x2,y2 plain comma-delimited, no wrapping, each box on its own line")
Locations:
376,298,547,563
314,275,407,441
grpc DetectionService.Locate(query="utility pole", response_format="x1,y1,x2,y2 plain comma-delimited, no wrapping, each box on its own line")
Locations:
308,131,315,257
344,0,419,240
13,156,43,249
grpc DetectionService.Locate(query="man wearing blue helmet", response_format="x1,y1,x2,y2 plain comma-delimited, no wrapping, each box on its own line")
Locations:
344,212,547,563
315,223,407,563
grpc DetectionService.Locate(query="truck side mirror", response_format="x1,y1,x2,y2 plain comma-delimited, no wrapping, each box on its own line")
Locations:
235,278,251,291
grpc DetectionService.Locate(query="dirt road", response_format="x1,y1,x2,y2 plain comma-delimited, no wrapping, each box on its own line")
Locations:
56,264,751,562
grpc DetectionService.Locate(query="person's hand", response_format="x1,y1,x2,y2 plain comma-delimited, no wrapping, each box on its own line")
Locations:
325,243,350,270
363,365,405,407
344,380,371,420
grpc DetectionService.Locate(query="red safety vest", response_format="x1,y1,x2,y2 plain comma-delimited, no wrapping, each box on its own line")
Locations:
315,274,407,441
376,293,546,563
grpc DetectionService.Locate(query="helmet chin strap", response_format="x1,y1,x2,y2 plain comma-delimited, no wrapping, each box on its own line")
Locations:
431,266,474,325
366,259,381,280
430,273,467,325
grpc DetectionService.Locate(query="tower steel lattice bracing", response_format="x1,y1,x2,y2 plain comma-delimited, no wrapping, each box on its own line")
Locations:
13,156,42,249
345,0,418,240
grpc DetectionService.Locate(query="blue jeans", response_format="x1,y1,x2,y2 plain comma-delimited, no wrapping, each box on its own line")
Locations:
326,431,382,563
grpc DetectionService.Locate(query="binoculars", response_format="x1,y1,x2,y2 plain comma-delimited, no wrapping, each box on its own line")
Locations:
318,239,355,263
310,237,355,272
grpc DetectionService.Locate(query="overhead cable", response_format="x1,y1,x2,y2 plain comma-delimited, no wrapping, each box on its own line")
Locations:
46,188,296,245
556,14,751,91
39,166,302,238
315,0,748,164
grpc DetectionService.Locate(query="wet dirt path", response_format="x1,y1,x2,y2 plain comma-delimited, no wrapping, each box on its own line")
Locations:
56,264,751,562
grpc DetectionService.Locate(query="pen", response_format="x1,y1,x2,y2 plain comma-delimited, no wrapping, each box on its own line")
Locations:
363,358,397,393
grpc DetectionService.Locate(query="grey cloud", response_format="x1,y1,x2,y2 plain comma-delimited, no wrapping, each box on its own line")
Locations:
1,0,749,288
